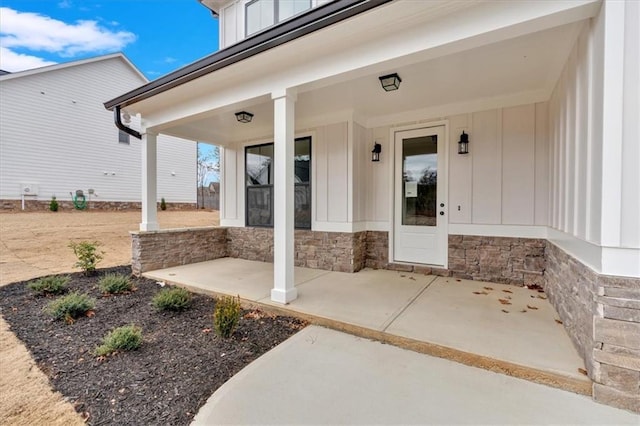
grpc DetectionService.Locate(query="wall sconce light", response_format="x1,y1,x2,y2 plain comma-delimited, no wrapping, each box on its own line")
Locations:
458,131,469,154
378,73,401,91
372,142,382,162
235,111,254,123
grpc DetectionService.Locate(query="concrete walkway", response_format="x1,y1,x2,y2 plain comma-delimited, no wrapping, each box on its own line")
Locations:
145,258,588,390
192,326,638,425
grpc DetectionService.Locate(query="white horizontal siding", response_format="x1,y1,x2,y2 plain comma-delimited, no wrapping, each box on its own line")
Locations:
0,56,196,204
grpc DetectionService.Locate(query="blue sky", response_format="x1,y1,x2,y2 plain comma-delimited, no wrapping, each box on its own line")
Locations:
0,0,220,79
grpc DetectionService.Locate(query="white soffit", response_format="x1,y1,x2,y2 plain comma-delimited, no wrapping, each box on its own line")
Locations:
135,0,597,141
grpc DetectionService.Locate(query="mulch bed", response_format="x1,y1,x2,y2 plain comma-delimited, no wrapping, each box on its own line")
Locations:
0,266,306,425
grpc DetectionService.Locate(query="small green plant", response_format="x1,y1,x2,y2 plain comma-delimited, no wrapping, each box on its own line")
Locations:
96,325,143,356
213,295,241,338
160,197,167,211
99,273,133,294
152,287,192,311
69,241,103,276
28,276,69,295
49,196,59,212
46,292,95,323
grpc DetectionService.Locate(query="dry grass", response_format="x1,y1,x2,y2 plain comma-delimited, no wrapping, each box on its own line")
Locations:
0,210,219,285
0,209,219,425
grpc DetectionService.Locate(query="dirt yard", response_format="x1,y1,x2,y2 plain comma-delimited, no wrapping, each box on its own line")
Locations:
0,210,219,425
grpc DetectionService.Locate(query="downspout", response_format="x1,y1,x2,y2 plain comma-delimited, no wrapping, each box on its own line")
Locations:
114,105,142,139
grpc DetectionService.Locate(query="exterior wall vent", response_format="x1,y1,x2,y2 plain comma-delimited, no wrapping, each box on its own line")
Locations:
20,184,39,195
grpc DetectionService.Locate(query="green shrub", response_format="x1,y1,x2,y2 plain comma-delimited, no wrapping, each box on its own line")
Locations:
49,196,59,212
99,273,133,294
69,241,103,276
152,287,192,311
46,292,95,323
213,295,241,338
160,197,167,211
96,325,142,356
28,276,68,295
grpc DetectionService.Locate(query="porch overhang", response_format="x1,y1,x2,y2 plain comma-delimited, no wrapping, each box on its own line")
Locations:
105,0,601,145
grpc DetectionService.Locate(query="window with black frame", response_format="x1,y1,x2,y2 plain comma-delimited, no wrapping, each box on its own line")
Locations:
245,137,311,229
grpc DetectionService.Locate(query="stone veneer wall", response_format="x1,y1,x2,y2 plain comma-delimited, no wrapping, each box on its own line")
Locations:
227,227,367,273
1,199,196,211
545,242,640,413
131,227,227,275
448,235,546,285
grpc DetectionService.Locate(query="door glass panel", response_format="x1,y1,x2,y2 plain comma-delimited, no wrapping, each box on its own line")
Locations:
402,135,437,226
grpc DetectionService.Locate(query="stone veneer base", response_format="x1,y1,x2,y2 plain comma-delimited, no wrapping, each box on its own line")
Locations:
545,242,640,413
131,227,227,275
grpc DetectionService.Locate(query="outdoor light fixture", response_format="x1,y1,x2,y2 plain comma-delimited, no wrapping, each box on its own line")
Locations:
458,131,469,154
372,142,382,162
378,73,402,91
235,111,254,123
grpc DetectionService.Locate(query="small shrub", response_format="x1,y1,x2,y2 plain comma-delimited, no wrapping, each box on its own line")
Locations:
152,287,192,311
46,292,95,323
99,273,133,294
96,325,142,356
28,276,68,295
69,241,103,276
49,196,59,212
160,197,167,211
213,295,241,338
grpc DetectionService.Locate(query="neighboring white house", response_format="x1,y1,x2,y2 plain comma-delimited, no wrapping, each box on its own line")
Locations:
0,53,196,210
106,0,639,412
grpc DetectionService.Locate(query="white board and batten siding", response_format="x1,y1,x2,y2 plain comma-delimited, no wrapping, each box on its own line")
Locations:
547,5,640,277
219,0,334,48
366,102,549,236
0,55,196,204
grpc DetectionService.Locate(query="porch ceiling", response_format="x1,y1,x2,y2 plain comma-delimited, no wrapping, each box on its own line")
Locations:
160,21,582,145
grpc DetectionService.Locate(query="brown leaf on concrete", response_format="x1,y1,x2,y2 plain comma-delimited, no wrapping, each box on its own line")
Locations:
555,319,563,324
498,299,512,305
537,295,547,299
502,289,513,293
501,309,510,313
578,368,588,376
409,276,415,281
520,309,527,313
527,305,539,310
473,291,488,295
483,286,493,291
455,279,461,282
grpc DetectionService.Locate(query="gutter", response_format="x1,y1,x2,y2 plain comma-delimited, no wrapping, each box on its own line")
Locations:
104,0,393,112
114,105,141,139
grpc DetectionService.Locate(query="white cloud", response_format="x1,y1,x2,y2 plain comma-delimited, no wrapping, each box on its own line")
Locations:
58,0,72,9
0,7,136,57
0,46,57,72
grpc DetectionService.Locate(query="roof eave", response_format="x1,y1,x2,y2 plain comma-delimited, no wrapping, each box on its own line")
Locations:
103,0,393,111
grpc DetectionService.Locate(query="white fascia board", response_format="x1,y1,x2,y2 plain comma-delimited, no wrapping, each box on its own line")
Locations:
601,247,640,278
132,0,600,131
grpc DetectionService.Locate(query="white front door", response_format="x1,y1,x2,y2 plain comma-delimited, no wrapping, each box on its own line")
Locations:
394,126,447,266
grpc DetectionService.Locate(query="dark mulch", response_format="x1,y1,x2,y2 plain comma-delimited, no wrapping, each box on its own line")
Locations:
0,266,306,425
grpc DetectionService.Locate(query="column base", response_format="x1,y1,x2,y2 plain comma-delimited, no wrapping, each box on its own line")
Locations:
271,287,298,304
140,222,159,231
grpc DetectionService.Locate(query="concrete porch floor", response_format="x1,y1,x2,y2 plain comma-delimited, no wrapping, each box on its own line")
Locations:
144,258,591,393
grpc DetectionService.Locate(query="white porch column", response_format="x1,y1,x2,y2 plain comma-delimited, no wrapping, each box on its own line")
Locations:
271,88,297,304
140,130,159,231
